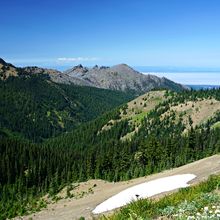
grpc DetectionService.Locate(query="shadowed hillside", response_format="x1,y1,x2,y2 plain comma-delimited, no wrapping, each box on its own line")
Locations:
0,74,134,142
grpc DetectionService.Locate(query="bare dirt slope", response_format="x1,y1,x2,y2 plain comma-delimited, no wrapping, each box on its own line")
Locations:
16,154,220,220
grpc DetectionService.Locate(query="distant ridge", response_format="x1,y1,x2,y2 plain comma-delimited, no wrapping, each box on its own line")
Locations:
0,58,188,93
0,58,91,86
64,63,189,94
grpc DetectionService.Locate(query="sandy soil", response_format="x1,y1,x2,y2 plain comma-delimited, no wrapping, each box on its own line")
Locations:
15,154,220,220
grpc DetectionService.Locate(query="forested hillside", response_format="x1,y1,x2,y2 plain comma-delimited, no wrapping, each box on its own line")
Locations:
1,89,220,219
0,74,134,142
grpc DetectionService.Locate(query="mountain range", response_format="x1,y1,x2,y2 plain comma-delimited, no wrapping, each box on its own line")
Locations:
0,57,187,142
63,64,188,93
0,58,188,94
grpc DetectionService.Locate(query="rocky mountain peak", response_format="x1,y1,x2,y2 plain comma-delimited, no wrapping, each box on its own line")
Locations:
65,64,88,75
93,65,99,69
100,66,109,69
112,63,134,70
64,63,188,94
75,64,83,69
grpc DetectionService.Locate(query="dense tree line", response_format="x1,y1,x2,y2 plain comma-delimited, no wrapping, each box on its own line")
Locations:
1,88,220,219
0,75,134,142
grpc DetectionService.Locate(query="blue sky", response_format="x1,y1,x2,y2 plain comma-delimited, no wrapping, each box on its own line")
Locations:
1,0,220,78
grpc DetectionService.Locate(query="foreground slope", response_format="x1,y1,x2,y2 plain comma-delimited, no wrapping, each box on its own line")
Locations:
14,154,220,220
107,168,220,220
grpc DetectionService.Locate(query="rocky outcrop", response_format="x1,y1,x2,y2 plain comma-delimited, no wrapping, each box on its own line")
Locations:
64,63,188,93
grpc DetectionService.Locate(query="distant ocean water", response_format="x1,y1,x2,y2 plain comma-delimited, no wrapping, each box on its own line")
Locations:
141,72,220,86
188,85,220,90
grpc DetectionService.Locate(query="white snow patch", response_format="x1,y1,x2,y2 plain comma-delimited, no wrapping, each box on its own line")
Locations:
92,174,196,214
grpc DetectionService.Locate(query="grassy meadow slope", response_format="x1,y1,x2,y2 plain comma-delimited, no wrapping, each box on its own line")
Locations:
100,89,220,141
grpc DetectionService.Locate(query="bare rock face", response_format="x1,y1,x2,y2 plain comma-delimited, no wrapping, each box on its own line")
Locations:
64,64,188,94
23,66,92,86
